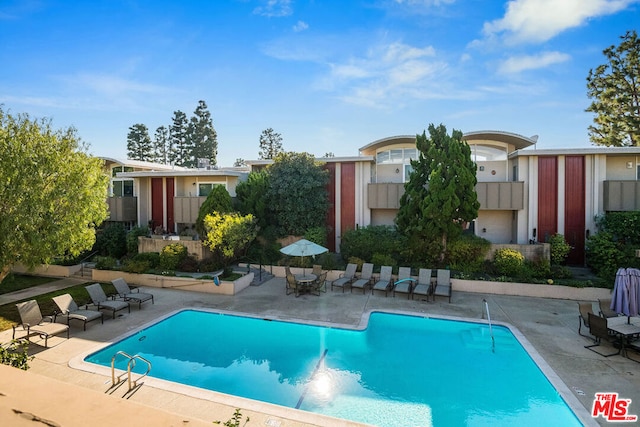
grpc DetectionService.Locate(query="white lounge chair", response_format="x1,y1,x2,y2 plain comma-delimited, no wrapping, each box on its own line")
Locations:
351,263,374,293
111,278,154,308
85,283,130,319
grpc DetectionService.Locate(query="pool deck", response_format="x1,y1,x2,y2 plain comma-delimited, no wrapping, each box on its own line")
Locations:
1,277,638,426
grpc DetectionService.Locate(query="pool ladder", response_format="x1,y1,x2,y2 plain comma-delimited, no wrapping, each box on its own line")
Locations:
111,351,152,392
482,299,495,352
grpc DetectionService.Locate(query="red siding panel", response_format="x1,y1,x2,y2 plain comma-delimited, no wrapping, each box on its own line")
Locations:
166,178,175,233
151,178,164,232
537,157,557,243
324,163,337,252
565,156,585,265
340,163,356,241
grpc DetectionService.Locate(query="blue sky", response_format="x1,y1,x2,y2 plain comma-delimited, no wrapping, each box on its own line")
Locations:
1,0,638,166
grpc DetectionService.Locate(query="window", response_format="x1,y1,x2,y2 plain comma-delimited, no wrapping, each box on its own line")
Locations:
198,183,222,197
112,180,133,197
112,166,134,177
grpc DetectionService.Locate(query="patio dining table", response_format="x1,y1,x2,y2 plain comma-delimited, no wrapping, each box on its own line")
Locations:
607,318,640,358
295,274,317,295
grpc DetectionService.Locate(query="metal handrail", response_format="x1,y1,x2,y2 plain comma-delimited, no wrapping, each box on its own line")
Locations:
111,351,152,391
78,251,98,277
482,299,495,352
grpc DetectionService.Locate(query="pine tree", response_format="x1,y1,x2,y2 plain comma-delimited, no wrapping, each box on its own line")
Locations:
126,123,152,161
189,100,218,167
586,30,640,147
395,124,479,264
258,128,283,159
152,126,169,164
169,110,188,166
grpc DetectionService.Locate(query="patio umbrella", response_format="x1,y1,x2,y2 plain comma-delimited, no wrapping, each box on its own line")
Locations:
610,267,640,323
280,239,328,275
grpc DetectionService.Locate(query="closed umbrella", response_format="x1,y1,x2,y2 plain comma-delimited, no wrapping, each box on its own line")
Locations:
610,267,640,323
280,239,328,275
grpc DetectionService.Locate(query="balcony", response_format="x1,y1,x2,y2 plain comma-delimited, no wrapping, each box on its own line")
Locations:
174,196,206,223
367,182,524,210
603,180,640,211
106,197,137,222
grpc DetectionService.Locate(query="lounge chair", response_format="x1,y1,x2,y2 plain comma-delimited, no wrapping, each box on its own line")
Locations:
111,278,154,309
577,302,594,338
598,298,619,318
584,312,620,357
85,283,130,319
412,268,433,301
393,267,415,299
12,300,69,347
432,269,452,303
351,263,374,293
285,270,300,297
331,263,357,292
371,266,393,296
52,294,104,330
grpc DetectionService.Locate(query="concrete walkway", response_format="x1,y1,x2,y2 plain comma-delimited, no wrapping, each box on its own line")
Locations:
1,276,638,426
0,277,89,306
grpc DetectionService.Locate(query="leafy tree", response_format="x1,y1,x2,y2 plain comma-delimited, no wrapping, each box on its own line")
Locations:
323,152,335,158
0,108,109,283
188,100,218,167
235,170,271,229
126,123,153,161
203,212,258,266
93,223,127,258
195,185,233,237
152,126,169,164
586,30,640,147
234,158,247,167
395,124,480,264
169,110,189,166
258,128,283,159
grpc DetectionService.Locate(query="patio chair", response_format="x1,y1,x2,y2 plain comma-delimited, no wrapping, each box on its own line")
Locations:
85,283,130,319
432,269,452,303
577,302,594,338
52,293,104,330
285,271,300,297
412,269,433,301
312,271,328,294
331,263,357,292
12,300,69,347
312,264,323,276
393,267,415,299
371,266,394,296
111,278,154,309
598,299,619,318
351,263,374,293
584,312,620,357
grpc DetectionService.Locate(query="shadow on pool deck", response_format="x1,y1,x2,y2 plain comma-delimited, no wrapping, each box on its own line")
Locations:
0,276,636,426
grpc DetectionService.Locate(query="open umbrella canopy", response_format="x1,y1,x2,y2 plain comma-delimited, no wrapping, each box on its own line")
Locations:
280,239,328,257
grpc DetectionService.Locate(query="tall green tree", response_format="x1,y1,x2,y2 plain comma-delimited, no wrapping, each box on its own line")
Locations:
586,30,640,147
235,169,271,229
152,125,169,164
195,185,233,237
0,108,109,283
258,128,283,159
126,123,152,161
267,152,329,236
189,100,218,167
395,124,479,264
169,110,188,166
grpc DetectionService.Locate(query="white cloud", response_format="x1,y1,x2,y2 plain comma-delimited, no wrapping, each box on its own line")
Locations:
67,73,170,97
393,0,456,5
293,20,308,32
253,0,293,17
483,0,637,44
498,51,571,74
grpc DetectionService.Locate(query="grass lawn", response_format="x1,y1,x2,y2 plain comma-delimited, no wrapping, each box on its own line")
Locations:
0,274,55,295
0,282,116,333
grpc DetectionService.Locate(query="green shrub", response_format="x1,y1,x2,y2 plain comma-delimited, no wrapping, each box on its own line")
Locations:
178,255,199,272
159,243,188,271
586,231,629,280
132,252,160,269
199,257,222,272
347,256,365,270
0,340,33,370
371,253,397,270
94,256,118,270
122,259,150,274
127,226,149,255
548,233,571,265
94,223,127,258
304,226,327,246
340,226,405,264
445,234,491,272
493,248,524,277
315,252,339,271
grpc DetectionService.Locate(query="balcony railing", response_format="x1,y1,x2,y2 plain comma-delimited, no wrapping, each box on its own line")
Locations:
174,196,207,223
367,182,524,210
106,197,137,221
603,180,640,211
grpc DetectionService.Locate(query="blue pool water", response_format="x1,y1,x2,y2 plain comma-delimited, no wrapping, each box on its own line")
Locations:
85,310,581,426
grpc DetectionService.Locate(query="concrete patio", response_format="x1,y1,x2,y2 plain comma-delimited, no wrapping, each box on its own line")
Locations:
1,277,638,426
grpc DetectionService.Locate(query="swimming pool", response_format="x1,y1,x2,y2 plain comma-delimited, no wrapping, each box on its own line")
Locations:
84,310,582,426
